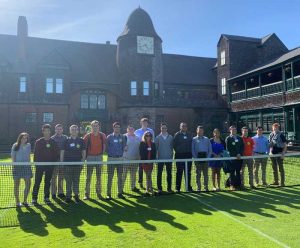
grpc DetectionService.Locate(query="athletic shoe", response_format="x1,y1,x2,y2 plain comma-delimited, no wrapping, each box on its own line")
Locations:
106,195,112,201
83,196,90,201
44,198,51,204
74,196,81,203
97,194,105,201
167,189,174,193
132,187,140,193
16,203,22,208
58,193,66,198
117,193,125,199
65,198,72,203
32,199,38,205
52,194,57,200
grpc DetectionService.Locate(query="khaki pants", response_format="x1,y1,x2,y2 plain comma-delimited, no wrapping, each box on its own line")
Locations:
107,157,124,196
270,156,285,185
85,155,103,197
122,163,139,191
241,159,254,187
51,165,64,195
195,162,208,190
253,156,268,185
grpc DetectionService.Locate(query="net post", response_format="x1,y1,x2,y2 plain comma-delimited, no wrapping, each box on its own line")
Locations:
185,160,188,192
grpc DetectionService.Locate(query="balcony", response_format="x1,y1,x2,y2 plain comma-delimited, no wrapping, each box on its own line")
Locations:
261,81,283,95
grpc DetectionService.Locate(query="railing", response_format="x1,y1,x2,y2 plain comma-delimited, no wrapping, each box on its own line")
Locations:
294,75,300,88
231,90,246,101
247,87,260,98
261,81,283,95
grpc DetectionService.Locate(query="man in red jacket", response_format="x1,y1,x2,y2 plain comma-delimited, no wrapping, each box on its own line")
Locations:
241,126,255,189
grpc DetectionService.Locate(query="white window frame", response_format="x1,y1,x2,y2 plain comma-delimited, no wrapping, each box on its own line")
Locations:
46,78,54,93
25,112,36,123
98,95,106,109
80,94,89,109
19,76,27,93
55,78,63,94
220,50,226,66
143,81,150,96
130,81,137,96
221,78,227,95
43,112,54,123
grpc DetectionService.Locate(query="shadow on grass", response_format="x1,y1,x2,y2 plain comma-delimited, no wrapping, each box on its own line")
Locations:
1,185,299,237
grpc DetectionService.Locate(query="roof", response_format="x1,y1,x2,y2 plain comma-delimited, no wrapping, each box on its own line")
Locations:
163,54,217,86
0,34,118,84
228,47,300,81
117,7,161,41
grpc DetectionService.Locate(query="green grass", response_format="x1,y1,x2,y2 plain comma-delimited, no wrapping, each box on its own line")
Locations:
0,187,299,247
0,155,300,247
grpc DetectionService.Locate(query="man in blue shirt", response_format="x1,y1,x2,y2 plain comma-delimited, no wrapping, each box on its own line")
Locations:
134,118,154,189
252,126,269,186
106,122,127,199
192,126,212,192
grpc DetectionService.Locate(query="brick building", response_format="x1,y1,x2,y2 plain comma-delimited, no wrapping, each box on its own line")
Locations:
0,8,227,146
2,7,299,147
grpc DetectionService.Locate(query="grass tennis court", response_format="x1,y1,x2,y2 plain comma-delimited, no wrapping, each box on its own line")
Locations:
0,154,299,247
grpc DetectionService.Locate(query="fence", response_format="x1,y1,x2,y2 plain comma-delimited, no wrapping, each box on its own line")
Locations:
0,153,300,208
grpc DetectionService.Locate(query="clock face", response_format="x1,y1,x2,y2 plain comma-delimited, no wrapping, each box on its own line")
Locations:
137,36,154,54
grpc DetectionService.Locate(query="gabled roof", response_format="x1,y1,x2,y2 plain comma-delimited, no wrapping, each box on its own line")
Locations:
0,34,118,84
228,47,300,81
163,54,217,86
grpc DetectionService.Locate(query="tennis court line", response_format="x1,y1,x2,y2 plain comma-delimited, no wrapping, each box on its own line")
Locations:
188,194,290,248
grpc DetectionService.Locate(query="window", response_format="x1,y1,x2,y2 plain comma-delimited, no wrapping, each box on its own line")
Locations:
43,112,54,123
80,94,89,109
19,76,26,93
154,82,159,98
25,113,36,123
80,91,106,110
89,95,97,109
143,81,149,96
56,78,63,93
46,78,54,93
130,81,137,96
221,78,226,95
98,95,106,109
220,50,226,65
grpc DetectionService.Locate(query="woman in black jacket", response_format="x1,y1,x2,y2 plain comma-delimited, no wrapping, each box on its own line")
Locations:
139,131,156,195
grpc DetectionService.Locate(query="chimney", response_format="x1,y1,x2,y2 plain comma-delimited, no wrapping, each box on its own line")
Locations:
17,16,28,61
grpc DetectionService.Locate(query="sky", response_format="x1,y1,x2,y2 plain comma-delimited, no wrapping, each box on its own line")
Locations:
0,0,300,58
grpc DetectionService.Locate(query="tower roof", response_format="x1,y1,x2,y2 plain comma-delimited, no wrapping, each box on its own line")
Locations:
117,7,161,41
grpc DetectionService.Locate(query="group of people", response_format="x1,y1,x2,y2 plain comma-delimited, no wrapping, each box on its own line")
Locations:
11,118,287,207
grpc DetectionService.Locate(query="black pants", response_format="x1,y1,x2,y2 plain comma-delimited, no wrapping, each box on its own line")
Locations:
229,160,242,187
138,164,143,184
175,153,192,191
32,166,55,200
157,162,172,190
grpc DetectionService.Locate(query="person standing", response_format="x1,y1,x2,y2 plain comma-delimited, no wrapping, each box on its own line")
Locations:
225,126,244,190
61,125,86,203
11,132,32,207
134,118,154,189
51,124,68,199
155,123,174,194
83,120,106,200
122,125,141,192
192,126,212,192
209,129,225,191
106,122,127,199
269,123,287,186
139,131,156,196
240,127,255,189
174,122,193,193
32,124,60,204
252,126,269,186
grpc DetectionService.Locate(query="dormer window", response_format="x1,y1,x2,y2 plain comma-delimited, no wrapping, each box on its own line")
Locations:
220,50,226,66
46,78,63,94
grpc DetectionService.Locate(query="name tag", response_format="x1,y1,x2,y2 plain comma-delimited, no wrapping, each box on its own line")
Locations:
147,147,152,151
247,142,251,145
119,139,122,143
232,142,236,146
235,139,238,142
76,144,81,149
70,143,75,147
184,136,187,139
114,139,118,143
46,144,51,148
196,139,200,143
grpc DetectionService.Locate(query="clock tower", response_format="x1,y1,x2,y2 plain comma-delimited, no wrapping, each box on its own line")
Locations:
116,7,164,104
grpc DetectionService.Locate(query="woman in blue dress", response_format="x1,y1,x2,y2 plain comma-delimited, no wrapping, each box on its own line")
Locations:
209,129,225,191
11,132,32,207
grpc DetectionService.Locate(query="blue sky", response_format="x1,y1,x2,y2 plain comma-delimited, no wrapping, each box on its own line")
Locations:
0,0,300,58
